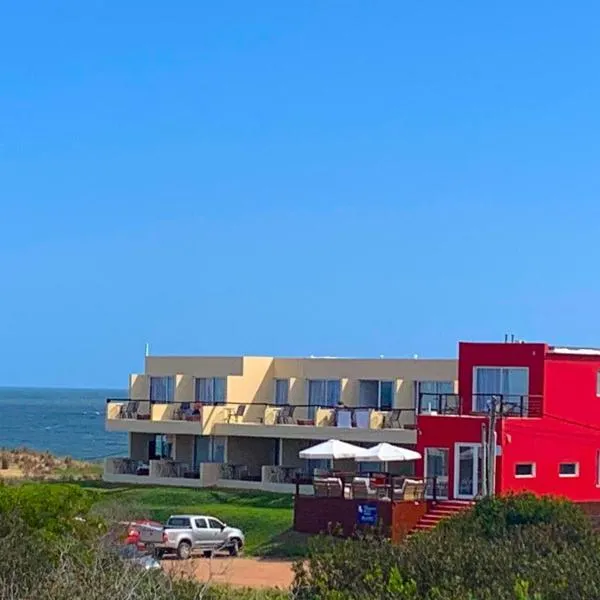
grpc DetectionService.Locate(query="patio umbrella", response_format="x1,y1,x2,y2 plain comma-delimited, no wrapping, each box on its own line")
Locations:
355,443,421,463
299,439,368,460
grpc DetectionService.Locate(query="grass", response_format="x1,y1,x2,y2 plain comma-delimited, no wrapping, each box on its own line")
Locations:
87,484,308,557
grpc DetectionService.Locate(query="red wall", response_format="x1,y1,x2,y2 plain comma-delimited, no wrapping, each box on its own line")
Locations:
498,353,600,502
416,342,600,502
500,418,600,501
416,414,501,497
458,342,546,414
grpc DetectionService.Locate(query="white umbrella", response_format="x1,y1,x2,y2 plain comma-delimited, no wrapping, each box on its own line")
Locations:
299,439,368,460
355,443,421,463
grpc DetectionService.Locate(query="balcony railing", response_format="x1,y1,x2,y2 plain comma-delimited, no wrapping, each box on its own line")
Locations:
106,399,416,430
295,474,446,502
105,457,199,479
418,393,543,418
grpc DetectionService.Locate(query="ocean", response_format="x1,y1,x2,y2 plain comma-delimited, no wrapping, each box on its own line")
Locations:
0,387,129,460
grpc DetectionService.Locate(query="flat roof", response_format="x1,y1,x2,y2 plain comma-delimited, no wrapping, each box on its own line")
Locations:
549,346,600,356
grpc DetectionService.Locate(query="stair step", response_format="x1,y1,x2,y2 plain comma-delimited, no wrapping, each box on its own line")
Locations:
407,500,475,538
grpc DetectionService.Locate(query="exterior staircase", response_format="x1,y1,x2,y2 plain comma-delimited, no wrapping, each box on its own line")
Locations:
410,500,474,535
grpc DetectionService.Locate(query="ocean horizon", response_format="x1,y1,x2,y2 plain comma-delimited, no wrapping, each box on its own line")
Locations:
0,386,129,461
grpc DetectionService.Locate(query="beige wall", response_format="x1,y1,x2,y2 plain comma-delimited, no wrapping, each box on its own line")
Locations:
130,374,148,398
145,356,244,377
281,439,317,467
174,434,195,464
129,433,154,460
227,436,278,469
273,358,456,381
175,375,195,402
137,355,457,414
227,357,274,404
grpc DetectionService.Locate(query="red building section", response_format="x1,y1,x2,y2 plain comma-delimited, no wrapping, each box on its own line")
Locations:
415,341,600,503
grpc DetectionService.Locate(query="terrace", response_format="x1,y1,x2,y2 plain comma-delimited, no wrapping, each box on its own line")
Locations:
417,393,543,418
105,399,418,443
104,456,315,493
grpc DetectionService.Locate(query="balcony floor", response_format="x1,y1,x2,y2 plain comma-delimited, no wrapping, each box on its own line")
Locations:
213,422,417,444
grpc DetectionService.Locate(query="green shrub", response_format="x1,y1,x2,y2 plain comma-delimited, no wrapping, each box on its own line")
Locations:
0,482,103,542
295,494,600,600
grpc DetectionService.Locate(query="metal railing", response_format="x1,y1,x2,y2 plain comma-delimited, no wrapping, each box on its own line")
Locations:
294,474,446,502
418,393,543,418
219,463,261,482
106,399,416,428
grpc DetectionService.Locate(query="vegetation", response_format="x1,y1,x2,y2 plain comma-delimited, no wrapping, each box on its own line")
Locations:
0,482,288,599
293,493,600,600
0,447,102,481
89,484,304,557
3,481,600,598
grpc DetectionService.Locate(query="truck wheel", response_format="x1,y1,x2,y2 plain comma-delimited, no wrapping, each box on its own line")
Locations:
177,541,192,560
228,538,241,557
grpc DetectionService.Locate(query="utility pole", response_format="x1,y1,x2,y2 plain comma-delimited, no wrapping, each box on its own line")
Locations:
487,395,498,497
480,423,488,497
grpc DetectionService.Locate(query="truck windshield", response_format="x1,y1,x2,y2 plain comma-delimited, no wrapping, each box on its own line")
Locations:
166,517,191,528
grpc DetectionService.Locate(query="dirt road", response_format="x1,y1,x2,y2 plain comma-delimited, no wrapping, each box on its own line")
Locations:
162,556,296,589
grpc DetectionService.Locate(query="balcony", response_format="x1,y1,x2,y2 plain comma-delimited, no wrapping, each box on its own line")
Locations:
104,457,201,486
209,404,417,444
103,457,313,494
418,393,543,418
106,399,418,442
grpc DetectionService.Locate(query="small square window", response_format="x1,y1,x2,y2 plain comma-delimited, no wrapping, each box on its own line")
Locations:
515,463,535,478
559,462,579,478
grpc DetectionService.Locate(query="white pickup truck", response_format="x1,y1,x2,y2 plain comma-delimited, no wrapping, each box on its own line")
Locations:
140,515,245,560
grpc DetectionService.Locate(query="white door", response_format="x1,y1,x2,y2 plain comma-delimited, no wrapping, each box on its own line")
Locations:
453,443,480,499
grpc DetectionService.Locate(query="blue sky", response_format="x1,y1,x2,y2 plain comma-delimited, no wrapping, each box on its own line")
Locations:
1,1,600,388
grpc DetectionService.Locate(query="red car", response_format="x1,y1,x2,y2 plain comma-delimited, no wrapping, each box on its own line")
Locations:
123,520,163,550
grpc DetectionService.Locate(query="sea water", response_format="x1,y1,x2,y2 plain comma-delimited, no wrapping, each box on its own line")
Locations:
0,387,128,460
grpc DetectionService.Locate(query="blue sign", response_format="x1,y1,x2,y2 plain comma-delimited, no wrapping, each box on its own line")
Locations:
357,503,378,525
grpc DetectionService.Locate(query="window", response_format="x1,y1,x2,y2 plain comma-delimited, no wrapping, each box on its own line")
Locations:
306,458,330,474
379,381,394,410
559,462,579,478
473,367,529,413
208,518,223,529
274,379,289,405
195,377,227,405
597,371,600,396
358,461,383,474
194,518,208,529
149,376,175,402
194,436,226,466
515,463,535,478
151,434,172,459
358,380,395,410
211,437,226,463
415,381,454,413
307,380,341,407
167,517,191,528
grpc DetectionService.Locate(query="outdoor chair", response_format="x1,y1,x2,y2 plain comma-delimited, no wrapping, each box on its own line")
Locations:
393,478,426,502
351,477,377,499
335,409,352,427
313,479,329,497
276,405,296,424
385,409,403,429
326,477,344,498
119,401,139,420
173,403,191,420
227,404,246,423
